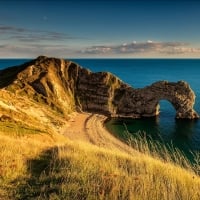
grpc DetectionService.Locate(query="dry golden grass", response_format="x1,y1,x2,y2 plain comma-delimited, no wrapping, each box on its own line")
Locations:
0,128,200,200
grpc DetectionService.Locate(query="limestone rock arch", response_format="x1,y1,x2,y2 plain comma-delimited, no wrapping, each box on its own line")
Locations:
114,81,199,119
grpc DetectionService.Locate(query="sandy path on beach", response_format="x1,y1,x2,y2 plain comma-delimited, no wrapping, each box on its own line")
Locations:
62,112,136,155
62,112,90,142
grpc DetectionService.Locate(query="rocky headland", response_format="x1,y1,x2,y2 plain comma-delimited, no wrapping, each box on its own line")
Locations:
0,56,198,130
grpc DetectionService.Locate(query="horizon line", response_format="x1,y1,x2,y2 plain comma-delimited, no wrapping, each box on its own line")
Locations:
0,56,200,60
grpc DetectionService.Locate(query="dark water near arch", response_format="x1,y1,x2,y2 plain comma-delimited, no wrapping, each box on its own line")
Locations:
1,58,200,160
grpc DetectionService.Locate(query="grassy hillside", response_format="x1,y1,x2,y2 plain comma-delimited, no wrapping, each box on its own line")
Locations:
0,129,200,200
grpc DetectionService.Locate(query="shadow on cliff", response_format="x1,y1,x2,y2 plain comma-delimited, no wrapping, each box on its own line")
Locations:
0,60,34,88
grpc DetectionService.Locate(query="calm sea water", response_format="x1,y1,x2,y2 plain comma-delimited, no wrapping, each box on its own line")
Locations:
1,58,200,158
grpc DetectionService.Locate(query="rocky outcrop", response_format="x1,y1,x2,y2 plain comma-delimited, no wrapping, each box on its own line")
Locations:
113,81,199,119
0,56,198,119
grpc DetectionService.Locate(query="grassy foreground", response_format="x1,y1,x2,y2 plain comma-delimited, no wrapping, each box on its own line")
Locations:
0,128,200,200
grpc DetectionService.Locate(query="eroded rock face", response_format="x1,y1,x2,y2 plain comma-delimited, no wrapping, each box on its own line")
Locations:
0,56,198,119
113,81,199,119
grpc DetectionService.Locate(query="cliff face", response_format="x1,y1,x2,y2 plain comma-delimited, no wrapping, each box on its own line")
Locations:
0,56,199,120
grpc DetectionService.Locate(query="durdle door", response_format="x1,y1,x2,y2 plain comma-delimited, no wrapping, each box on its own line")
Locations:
113,81,199,119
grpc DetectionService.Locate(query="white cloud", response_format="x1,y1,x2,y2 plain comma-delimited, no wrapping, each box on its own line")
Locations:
80,41,200,57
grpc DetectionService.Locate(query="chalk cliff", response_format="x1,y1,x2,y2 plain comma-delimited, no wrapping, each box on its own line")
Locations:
0,56,199,120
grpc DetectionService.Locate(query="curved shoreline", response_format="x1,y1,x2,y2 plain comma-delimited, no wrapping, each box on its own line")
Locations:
62,112,137,155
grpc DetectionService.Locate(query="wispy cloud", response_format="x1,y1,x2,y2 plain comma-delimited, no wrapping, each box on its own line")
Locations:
80,41,200,56
0,26,26,33
0,25,84,57
0,25,79,42
0,44,75,58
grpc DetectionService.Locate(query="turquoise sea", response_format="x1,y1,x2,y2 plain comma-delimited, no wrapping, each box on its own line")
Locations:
1,58,200,160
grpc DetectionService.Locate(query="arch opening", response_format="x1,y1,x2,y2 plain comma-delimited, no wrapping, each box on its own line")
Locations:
158,100,176,118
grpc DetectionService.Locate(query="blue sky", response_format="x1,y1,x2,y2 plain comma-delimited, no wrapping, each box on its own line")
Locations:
0,0,200,58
